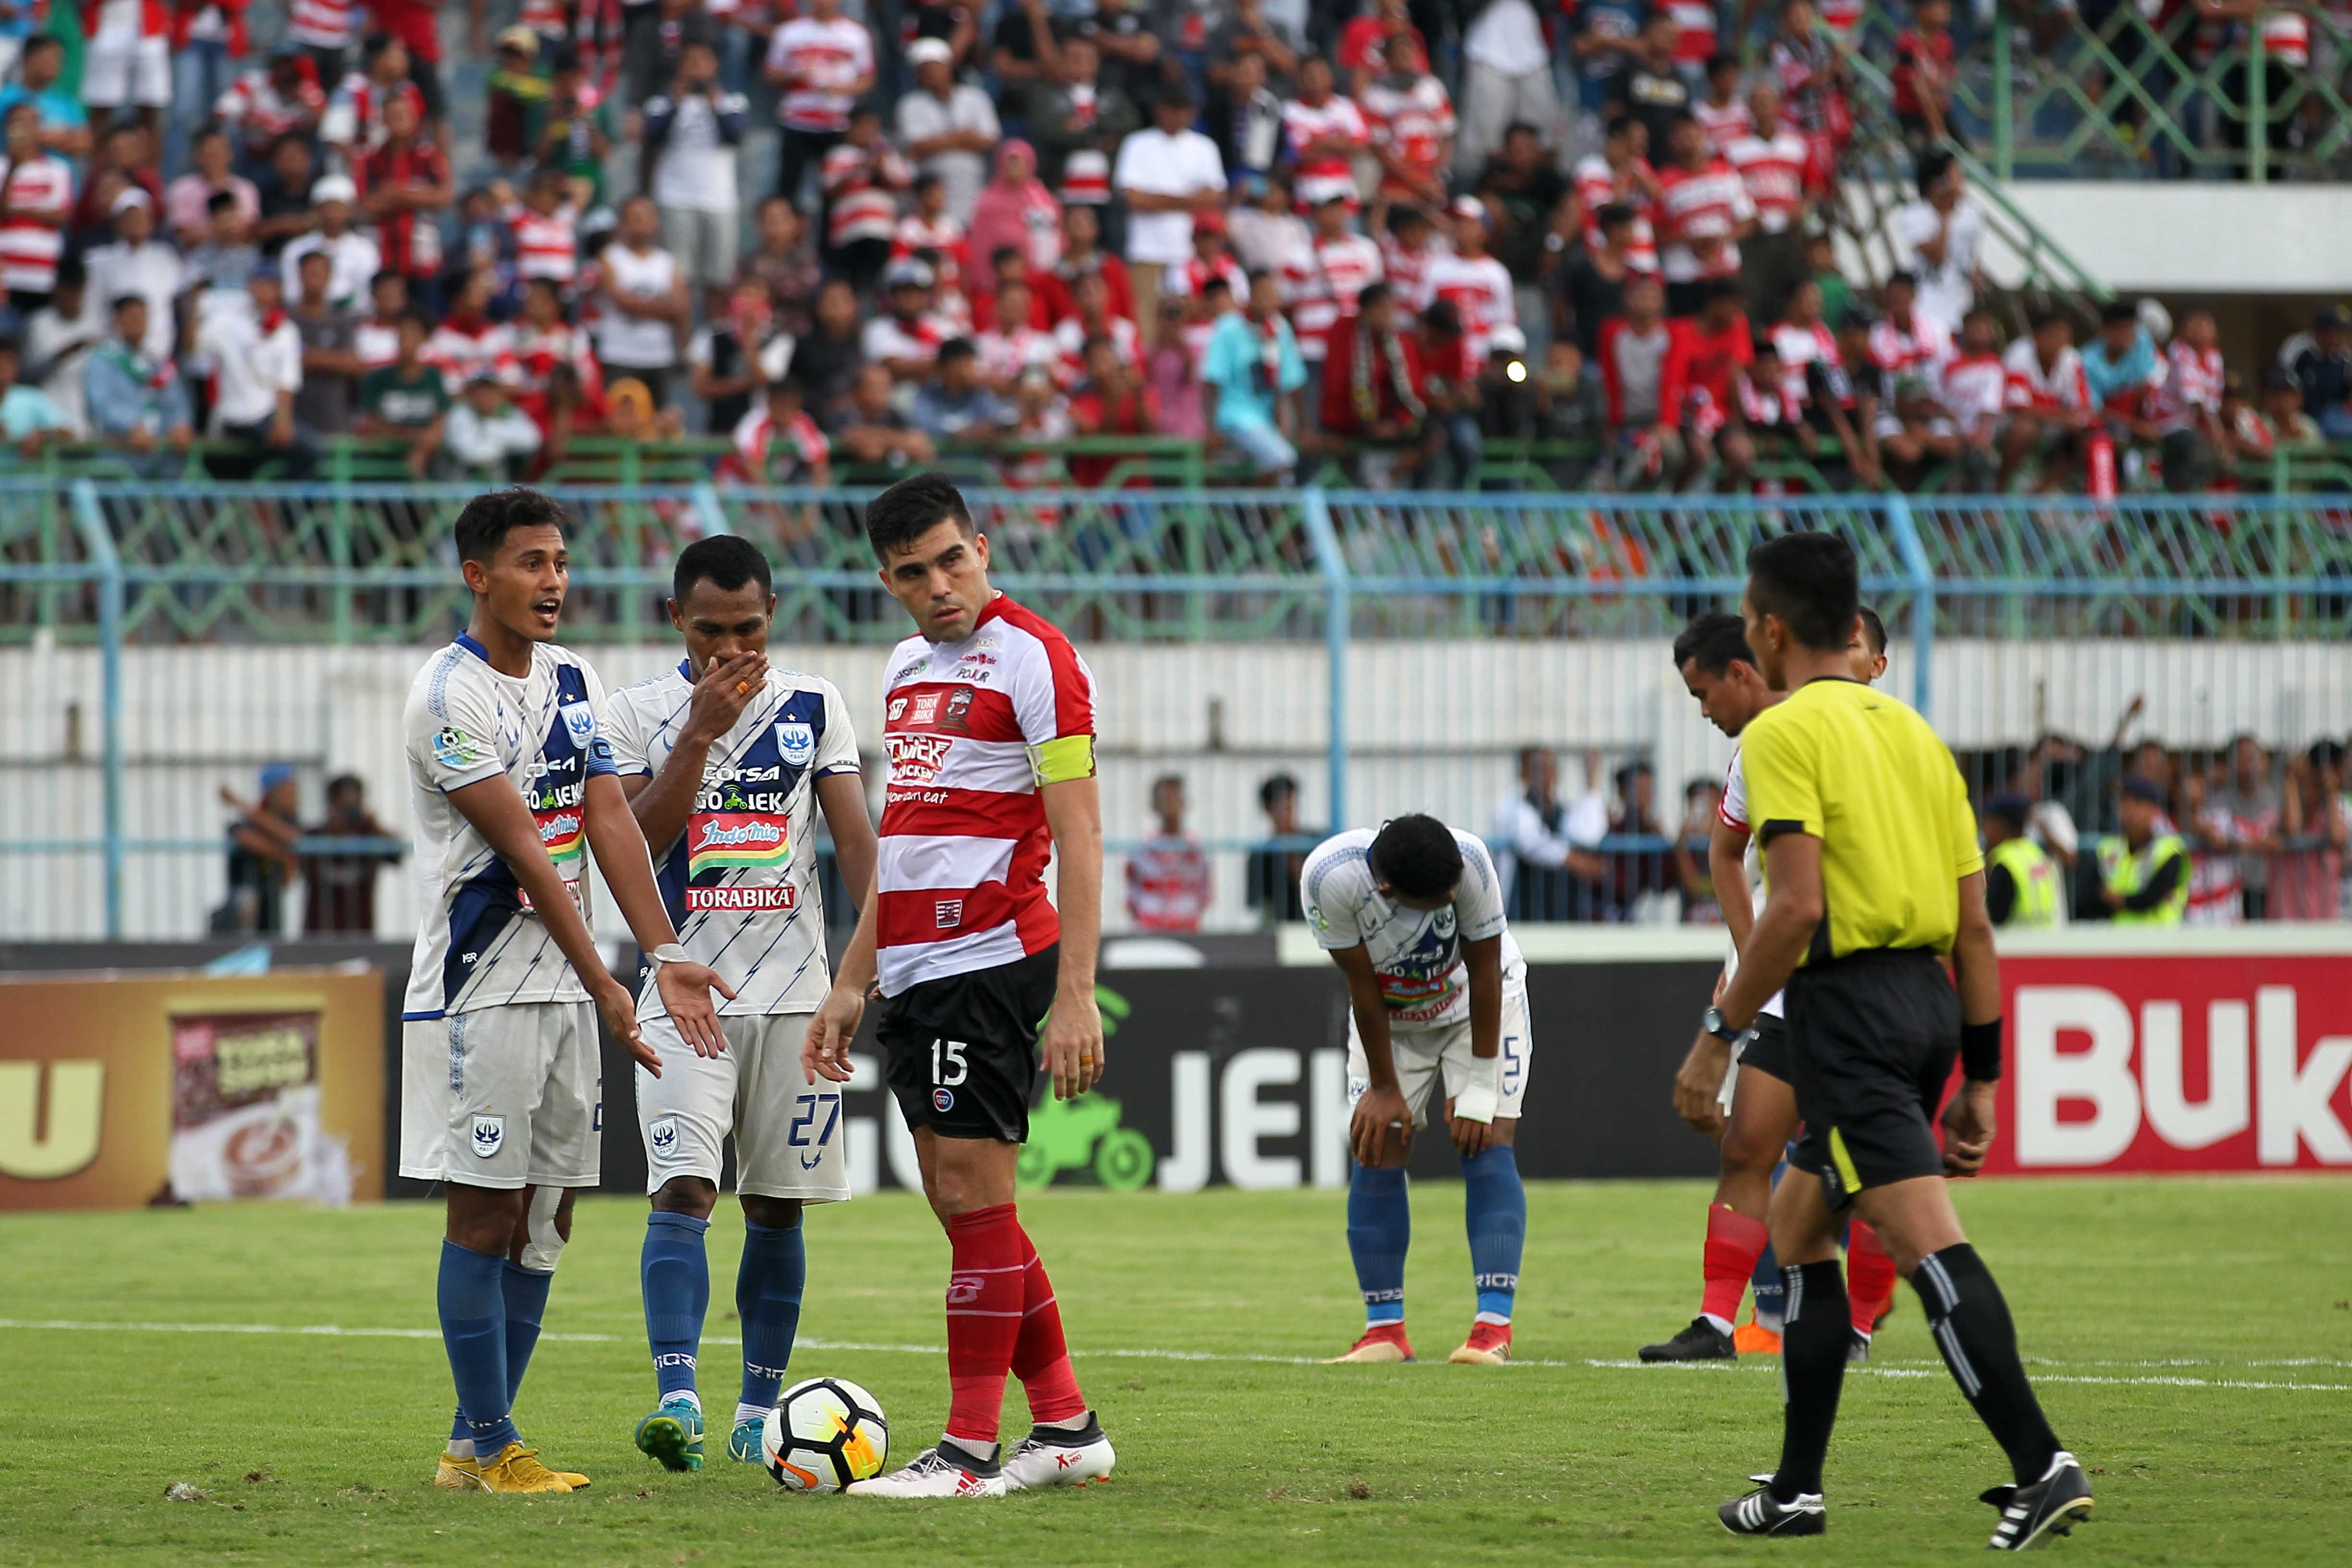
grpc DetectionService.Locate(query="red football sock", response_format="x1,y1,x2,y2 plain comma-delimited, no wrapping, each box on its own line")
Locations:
1010,1225,1088,1426
1846,1220,1899,1337
943,1203,1025,1448
1703,1204,1771,1327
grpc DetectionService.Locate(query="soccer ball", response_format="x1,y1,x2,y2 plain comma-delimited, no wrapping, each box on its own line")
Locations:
762,1376,889,1493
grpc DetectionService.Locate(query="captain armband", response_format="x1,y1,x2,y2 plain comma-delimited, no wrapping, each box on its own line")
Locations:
1030,733,1097,786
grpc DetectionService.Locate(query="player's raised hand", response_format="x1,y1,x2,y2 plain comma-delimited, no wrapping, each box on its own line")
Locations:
1041,986,1104,1101
684,649,770,743
1941,1077,1998,1176
1350,1083,1413,1167
656,959,735,1058
801,984,863,1084
1673,1031,1732,1137
593,975,661,1077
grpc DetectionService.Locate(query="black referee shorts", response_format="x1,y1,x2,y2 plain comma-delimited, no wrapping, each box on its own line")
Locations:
1740,1012,1793,1084
877,944,1058,1145
1784,948,1960,1208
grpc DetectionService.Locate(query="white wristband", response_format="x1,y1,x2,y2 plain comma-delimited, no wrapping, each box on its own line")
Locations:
647,943,691,966
1453,1054,1502,1124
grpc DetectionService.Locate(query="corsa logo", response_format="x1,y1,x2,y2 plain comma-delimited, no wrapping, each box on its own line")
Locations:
0,1061,105,1179
886,732,955,785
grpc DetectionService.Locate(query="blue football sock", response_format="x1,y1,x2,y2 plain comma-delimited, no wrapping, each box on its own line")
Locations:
502,1261,553,1406
641,1211,711,1400
437,1239,518,1455
1347,1163,1410,1326
736,1217,807,1412
1752,1155,1792,1325
1460,1145,1525,1323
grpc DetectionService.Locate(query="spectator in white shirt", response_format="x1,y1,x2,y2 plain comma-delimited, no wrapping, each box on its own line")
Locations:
1457,0,1562,177
198,268,312,477
84,189,183,365
1893,148,1984,339
277,175,379,312
592,194,691,405
641,39,749,311
1112,88,1228,343
896,37,1000,225
1491,745,1610,919
24,257,103,439
442,374,543,478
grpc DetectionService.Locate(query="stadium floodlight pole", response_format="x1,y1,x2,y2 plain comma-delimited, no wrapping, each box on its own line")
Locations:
70,480,124,939
1300,486,1349,830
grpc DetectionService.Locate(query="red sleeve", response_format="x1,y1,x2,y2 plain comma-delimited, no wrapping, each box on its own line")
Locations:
1656,320,1692,427
1598,317,1625,426
1035,272,1075,326
1320,324,1360,434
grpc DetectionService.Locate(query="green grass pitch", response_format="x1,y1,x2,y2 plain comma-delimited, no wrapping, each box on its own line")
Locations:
2,1177,2347,1566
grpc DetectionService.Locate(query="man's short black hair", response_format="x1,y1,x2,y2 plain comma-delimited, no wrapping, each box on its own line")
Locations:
2099,298,2139,327
207,190,239,216
864,471,975,561
1858,604,1886,655
1595,201,1636,232
1370,814,1463,903
1357,280,1393,312
1673,609,1753,676
1258,772,1298,811
454,487,571,566
1984,794,2031,833
1915,147,1956,191
1746,532,1860,653
673,533,772,604
936,335,977,366
1705,49,1739,74
24,34,59,58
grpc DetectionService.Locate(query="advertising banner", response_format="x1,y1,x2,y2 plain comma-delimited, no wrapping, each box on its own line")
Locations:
0,969,384,1210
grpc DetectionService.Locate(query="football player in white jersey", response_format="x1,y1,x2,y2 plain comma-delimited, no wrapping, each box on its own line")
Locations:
400,488,731,1494
601,535,879,1474
1646,607,1896,1366
1303,814,1531,1367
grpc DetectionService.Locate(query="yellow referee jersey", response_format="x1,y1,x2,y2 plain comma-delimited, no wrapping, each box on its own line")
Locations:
1740,676,1984,963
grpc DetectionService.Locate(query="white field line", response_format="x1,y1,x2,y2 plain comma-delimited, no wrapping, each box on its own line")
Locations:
2,1318,2349,1393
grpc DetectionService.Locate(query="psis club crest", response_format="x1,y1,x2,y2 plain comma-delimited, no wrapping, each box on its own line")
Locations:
776,721,815,766
471,1115,505,1158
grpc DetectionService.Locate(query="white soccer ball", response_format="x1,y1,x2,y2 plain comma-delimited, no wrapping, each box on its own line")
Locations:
762,1376,889,1493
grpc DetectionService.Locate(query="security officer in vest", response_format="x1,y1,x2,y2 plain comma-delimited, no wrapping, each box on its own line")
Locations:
1982,796,2064,928
2094,775,2189,925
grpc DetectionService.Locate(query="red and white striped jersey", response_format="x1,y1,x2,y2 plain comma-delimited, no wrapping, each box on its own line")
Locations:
1060,148,1112,205
876,594,1098,994
1694,98,1753,155
1379,231,1448,309
1724,128,1807,233
511,203,580,283
323,73,428,159
216,67,327,147
1360,74,1454,198
1771,319,1840,407
355,316,404,369
1126,832,1209,932
860,310,954,367
1278,232,1383,363
511,321,601,399
1666,0,1717,64
1818,0,1865,34
423,319,520,393
2002,337,2090,415
729,404,828,479
1054,312,1142,378
1654,159,1753,283
1866,312,1954,378
1421,251,1515,371
892,213,971,328
1160,251,1247,300
1281,94,1371,208
1571,154,1661,272
768,15,874,133
519,0,571,36
0,155,71,294
974,324,1067,388
821,142,909,251
287,0,357,49
2152,340,2224,431
2259,9,2309,66
1940,351,2008,437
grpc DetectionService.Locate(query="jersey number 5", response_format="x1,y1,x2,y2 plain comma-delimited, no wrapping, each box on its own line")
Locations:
930,1038,969,1087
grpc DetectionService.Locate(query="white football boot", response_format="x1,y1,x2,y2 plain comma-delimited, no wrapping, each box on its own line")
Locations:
846,1442,1007,1499
1003,1413,1115,1491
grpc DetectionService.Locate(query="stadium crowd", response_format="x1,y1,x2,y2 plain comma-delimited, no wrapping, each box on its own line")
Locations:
0,0,2342,500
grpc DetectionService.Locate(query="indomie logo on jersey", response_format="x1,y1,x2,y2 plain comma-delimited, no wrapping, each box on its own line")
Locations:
535,808,585,862
687,812,790,876
886,732,955,784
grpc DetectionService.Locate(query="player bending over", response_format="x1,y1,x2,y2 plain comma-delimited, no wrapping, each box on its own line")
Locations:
603,535,879,1472
401,488,732,1494
1643,607,1896,1364
804,473,1115,1498
1309,814,1530,1367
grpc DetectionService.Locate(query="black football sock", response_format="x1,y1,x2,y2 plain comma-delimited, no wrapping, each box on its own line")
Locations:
1912,1243,2062,1488
1770,1261,1849,1502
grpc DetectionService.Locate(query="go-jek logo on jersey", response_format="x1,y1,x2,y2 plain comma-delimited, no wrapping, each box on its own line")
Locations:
688,812,790,876
886,732,955,785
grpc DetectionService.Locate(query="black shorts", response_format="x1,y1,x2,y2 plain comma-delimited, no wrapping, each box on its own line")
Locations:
1740,1012,1793,1085
1784,949,1960,1208
878,944,1058,1144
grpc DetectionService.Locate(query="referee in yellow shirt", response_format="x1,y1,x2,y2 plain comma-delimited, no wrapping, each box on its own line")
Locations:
1683,534,2093,1549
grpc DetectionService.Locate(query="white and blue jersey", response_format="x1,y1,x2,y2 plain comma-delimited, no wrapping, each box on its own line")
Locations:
601,661,861,1017
402,634,619,1020
1301,826,1527,1031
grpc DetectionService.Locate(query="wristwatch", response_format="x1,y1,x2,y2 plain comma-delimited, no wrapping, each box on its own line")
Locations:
1701,1005,1742,1044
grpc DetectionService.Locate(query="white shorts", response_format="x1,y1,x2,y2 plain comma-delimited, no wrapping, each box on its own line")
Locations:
84,35,172,109
399,1000,602,1189
1346,987,1532,1127
635,1009,851,1203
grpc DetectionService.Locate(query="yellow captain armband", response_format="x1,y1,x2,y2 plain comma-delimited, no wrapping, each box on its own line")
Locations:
1030,734,1097,785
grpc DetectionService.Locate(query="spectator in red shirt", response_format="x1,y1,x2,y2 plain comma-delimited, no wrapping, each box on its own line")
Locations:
1598,271,1696,488
1666,278,1754,483
357,90,453,306
369,0,450,136
1338,0,1424,96
1066,332,1155,487
1322,279,1437,489
1891,0,1958,149
1036,203,1133,326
